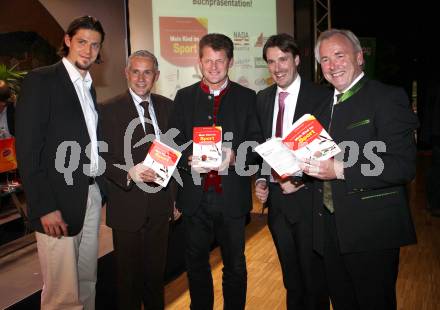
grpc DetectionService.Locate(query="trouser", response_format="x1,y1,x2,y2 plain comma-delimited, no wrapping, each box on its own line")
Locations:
37,183,102,310
322,207,399,310
268,192,329,310
112,214,169,310
184,190,247,310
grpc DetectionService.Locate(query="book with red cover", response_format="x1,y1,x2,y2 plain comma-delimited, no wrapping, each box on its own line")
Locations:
192,126,222,169
0,138,17,173
283,114,341,160
143,139,182,187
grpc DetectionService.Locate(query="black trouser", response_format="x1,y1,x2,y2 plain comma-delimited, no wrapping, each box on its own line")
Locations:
427,135,440,210
184,190,247,310
322,208,399,310
112,215,169,310
268,186,329,310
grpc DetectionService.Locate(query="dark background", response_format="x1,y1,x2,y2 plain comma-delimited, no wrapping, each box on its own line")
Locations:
332,1,432,148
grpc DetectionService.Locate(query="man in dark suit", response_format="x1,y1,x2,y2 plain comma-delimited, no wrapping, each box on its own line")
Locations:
15,16,106,309
169,33,261,310
100,50,176,310
254,34,330,310
301,29,418,309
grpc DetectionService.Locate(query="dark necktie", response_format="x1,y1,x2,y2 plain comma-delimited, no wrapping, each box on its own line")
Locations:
140,101,154,134
336,93,344,104
275,92,289,137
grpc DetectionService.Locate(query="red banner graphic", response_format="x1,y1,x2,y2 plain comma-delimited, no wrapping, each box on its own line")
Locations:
160,17,207,67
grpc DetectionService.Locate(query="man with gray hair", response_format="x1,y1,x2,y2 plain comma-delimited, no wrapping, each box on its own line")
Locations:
301,28,418,309
100,50,176,309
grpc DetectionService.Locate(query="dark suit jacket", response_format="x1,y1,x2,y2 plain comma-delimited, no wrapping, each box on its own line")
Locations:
15,61,106,236
169,81,262,217
256,79,331,223
312,78,418,254
100,91,175,232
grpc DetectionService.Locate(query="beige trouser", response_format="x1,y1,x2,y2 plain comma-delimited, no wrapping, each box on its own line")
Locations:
36,183,102,310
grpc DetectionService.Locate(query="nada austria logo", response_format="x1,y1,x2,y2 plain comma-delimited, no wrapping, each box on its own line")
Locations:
233,31,250,51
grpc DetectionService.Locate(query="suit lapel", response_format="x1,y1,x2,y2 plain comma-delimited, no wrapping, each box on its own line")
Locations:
264,85,277,139
192,85,211,127
55,62,89,138
124,91,145,142
151,94,166,134
123,91,153,163
293,80,313,122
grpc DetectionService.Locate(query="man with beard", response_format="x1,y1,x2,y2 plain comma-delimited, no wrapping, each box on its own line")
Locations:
16,16,106,309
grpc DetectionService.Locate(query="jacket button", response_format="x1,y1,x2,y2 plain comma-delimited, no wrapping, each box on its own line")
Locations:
208,115,212,120
318,188,322,193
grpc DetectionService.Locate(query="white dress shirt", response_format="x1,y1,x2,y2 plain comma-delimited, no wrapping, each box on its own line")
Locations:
62,57,99,176
333,72,365,105
129,89,161,140
0,107,12,138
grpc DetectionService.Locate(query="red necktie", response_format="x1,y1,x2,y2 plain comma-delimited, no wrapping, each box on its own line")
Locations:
275,92,289,137
271,92,289,180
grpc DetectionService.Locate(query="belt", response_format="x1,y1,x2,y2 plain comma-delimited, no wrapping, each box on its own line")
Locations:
88,177,96,185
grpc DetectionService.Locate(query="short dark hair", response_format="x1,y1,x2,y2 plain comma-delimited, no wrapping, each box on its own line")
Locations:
0,80,11,102
199,33,234,60
263,33,300,62
58,15,105,64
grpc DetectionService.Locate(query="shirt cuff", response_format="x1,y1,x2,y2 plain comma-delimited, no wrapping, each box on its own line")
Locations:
255,178,267,186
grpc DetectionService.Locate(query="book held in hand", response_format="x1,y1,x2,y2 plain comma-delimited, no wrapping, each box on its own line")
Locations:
254,138,301,179
255,114,341,178
283,114,341,160
143,139,182,187
192,126,222,169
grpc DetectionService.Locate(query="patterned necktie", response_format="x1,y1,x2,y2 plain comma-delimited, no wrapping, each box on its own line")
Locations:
140,101,154,134
275,92,289,137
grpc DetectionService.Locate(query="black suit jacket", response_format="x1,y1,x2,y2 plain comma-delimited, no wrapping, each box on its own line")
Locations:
15,61,106,236
100,91,175,232
312,78,418,254
169,81,262,217
256,79,331,223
